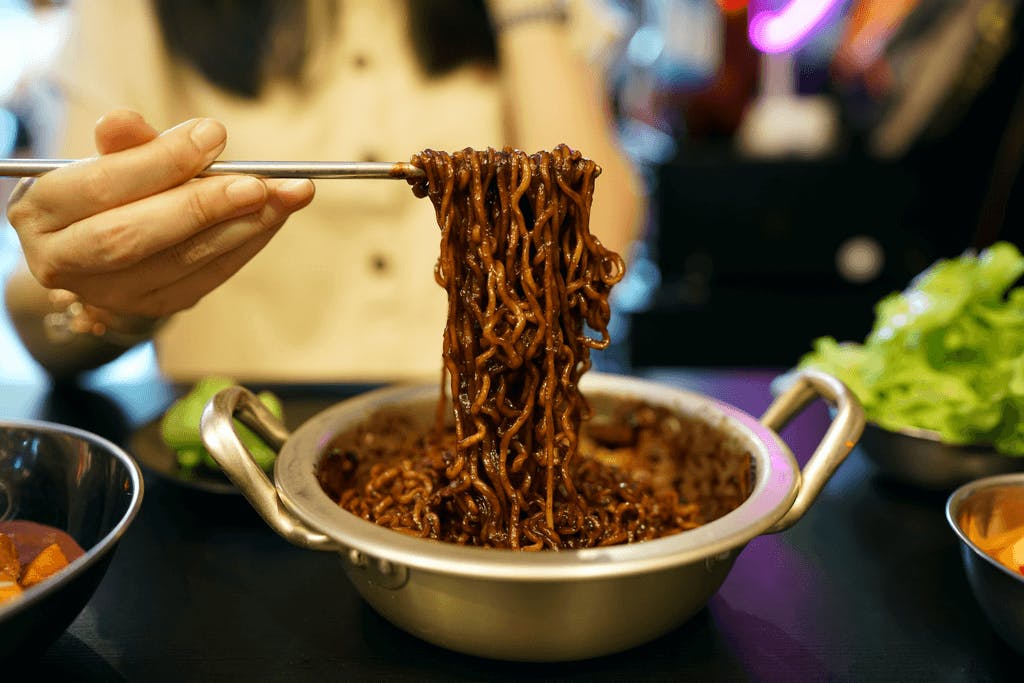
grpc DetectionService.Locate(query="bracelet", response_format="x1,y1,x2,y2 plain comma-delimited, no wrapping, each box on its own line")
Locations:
43,291,163,348
491,1,567,32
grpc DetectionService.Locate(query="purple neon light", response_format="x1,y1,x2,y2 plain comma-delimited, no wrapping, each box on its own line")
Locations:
748,0,843,54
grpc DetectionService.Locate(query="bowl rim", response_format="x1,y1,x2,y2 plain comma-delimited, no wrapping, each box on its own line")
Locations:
946,472,1024,585
272,372,803,581
866,421,945,442
0,418,145,620
862,420,1000,451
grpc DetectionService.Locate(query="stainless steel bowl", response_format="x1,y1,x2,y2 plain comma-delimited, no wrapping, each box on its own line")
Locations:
201,370,863,661
860,422,1024,490
946,473,1024,654
0,419,144,659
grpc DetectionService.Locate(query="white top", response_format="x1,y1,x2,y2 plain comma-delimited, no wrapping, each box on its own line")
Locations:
46,0,624,382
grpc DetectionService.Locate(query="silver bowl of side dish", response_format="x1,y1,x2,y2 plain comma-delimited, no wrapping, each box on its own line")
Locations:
946,473,1024,655
0,419,144,659
200,370,863,662
860,422,1024,491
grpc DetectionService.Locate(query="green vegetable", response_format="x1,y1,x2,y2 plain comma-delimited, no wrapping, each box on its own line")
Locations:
160,376,285,472
796,241,1024,455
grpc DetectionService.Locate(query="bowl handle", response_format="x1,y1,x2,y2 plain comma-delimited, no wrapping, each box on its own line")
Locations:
200,386,341,551
760,369,865,533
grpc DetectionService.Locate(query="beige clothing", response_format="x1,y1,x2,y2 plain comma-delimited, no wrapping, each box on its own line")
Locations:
47,0,623,382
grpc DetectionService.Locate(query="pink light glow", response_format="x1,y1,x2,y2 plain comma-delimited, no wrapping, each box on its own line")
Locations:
748,0,842,54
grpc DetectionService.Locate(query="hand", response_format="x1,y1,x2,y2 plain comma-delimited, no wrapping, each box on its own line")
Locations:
6,109,315,320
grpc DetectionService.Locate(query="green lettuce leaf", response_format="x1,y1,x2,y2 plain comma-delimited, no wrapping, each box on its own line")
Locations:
797,241,1024,456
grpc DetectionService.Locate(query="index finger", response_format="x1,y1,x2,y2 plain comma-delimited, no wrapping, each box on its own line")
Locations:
18,117,228,232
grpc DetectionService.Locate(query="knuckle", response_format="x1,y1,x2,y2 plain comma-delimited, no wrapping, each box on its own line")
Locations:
30,258,63,289
79,164,120,208
162,135,204,179
24,244,68,290
252,204,286,235
5,198,30,229
5,179,40,229
258,203,281,226
167,236,210,268
184,188,216,229
91,219,143,269
6,198,51,236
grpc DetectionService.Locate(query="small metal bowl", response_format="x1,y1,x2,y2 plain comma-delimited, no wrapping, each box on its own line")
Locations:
0,419,144,659
946,473,1024,654
859,422,1024,491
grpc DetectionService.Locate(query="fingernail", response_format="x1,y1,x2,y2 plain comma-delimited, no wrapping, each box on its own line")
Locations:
190,118,226,151
225,176,266,206
277,178,315,206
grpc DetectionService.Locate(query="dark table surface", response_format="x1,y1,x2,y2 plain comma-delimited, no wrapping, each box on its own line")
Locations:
2,367,1020,681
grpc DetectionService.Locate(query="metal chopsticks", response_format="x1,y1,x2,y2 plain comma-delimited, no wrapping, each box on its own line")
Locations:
0,159,425,180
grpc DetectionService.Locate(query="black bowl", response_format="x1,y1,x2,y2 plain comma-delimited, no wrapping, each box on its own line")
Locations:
859,422,1024,491
0,419,143,660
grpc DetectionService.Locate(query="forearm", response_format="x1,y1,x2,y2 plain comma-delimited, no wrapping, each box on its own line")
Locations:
490,1,645,257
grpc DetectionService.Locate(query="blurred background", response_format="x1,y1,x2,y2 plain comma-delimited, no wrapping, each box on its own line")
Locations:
0,0,1022,381
611,0,1024,370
